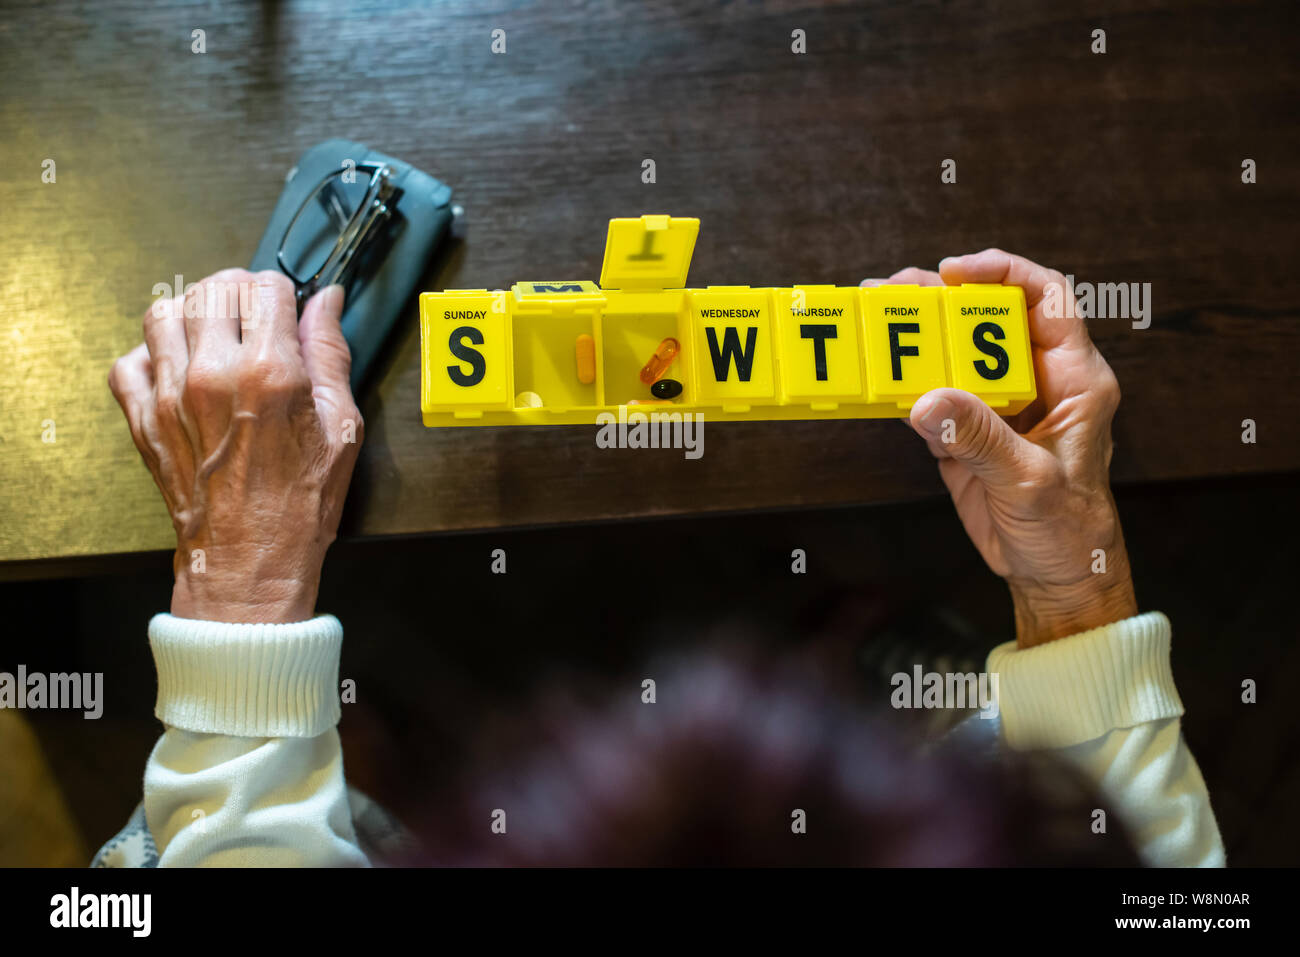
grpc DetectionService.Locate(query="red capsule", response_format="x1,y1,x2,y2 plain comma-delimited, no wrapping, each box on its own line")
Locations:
639,337,680,384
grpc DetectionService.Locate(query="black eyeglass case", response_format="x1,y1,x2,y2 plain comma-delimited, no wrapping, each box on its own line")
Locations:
249,138,458,393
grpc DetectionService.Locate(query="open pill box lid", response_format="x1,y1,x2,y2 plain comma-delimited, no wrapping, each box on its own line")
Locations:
599,214,699,290
419,215,1035,427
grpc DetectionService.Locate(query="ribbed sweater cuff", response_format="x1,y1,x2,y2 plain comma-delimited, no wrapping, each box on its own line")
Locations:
149,613,343,738
986,611,1184,750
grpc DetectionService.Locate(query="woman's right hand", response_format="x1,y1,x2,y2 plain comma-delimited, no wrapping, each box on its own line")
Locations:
870,250,1137,648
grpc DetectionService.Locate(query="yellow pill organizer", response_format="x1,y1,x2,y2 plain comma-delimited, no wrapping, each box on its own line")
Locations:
420,215,1035,426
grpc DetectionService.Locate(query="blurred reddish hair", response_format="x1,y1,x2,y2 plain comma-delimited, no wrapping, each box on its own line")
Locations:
406,650,1136,867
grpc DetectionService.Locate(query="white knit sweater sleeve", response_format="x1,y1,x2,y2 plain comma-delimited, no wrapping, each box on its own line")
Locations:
143,613,368,867
986,611,1226,867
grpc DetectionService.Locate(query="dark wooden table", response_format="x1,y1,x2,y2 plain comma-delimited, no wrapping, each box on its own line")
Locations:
2,0,1296,572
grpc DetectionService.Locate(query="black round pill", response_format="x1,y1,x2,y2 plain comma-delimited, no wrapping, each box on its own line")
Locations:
650,378,682,399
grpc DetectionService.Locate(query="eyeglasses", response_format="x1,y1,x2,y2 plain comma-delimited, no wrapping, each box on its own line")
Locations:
278,162,400,311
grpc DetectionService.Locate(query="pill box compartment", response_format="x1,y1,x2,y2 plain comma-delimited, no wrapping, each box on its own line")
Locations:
599,291,692,408
510,310,601,412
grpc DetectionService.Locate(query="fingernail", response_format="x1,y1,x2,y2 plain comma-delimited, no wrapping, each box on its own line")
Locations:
860,278,885,287
322,284,345,312
914,393,955,434
938,256,959,271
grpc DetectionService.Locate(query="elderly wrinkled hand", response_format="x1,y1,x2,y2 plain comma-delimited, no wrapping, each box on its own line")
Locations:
109,270,362,624
868,250,1137,647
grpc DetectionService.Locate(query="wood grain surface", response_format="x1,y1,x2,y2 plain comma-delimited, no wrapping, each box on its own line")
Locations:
1,0,1296,569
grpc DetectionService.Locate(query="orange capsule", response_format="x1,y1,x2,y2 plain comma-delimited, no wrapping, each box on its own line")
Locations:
575,334,597,385
639,337,680,384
